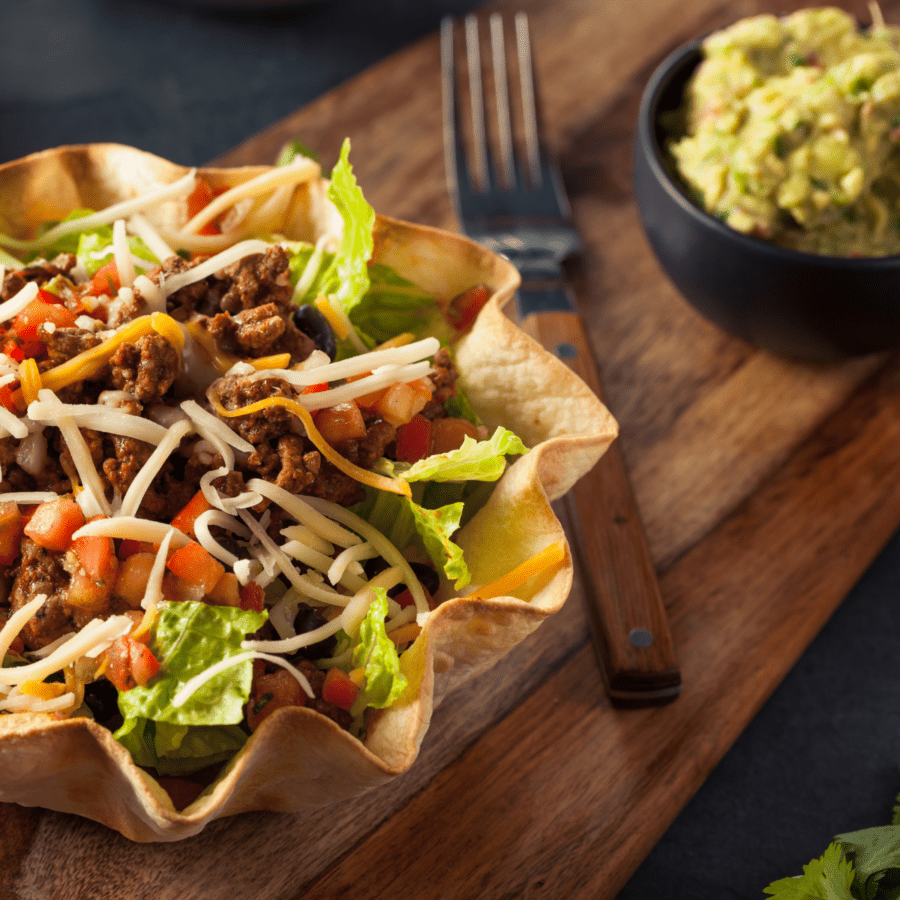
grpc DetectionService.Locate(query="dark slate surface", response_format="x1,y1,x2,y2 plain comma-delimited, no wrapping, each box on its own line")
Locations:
3,3,898,896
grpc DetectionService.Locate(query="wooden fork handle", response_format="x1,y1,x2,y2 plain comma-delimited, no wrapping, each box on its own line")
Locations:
519,308,682,704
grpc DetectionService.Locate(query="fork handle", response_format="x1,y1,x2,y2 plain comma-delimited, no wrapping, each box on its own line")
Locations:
519,304,682,704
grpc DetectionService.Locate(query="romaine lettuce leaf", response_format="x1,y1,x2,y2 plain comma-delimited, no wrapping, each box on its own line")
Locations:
351,588,407,711
403,427,528,483
75,227,157,277
117,601,266,728
321,139,375,319
408,501,468,589
115,716,247,776
350,263,455,346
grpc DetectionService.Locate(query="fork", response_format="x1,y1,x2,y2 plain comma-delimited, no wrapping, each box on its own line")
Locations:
441,13,681,704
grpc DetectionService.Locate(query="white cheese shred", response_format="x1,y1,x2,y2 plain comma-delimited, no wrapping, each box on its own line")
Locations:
172,649,314,708
119,418,194,518
242,614,344,655
0,593,47,663
72,516,191,548
0,615,134,686
112,219,136,289
161,240,272,298
0,281,38,324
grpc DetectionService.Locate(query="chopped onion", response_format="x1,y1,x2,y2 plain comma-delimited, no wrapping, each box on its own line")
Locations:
16,431,47,476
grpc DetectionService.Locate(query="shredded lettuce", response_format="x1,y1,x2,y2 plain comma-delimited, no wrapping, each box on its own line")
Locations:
75,227,158,277
321,139,375,320
116,601,266,729
350,263,455,346
408,501,468,588
351,588,407,713
403,427,528,483
115,716,248,776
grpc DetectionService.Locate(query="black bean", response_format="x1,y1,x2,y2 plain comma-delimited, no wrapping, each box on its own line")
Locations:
292,602,337,660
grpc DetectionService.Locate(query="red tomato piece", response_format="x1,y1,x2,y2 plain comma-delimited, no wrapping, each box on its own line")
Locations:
239,582,265,613
446,284,489,330
430,417,481,455
166,541,225,595
85,261,120,298
246,669,307,731
0,502,22,566
23,498,85,551
395,414,433,463
322,667,360,711
186,178,224,235
12,297,78,340
170,490,213,537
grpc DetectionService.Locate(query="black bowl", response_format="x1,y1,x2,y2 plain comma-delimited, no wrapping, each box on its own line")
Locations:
632,39,900,363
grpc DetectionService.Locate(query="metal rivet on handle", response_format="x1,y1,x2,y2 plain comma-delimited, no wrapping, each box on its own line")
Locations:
628,628,654,648
556,343,577,359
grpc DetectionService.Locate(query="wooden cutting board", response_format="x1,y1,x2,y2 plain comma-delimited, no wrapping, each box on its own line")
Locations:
3,0,897,896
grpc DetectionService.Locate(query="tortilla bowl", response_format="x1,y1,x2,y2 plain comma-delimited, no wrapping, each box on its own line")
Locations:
0,144,617,840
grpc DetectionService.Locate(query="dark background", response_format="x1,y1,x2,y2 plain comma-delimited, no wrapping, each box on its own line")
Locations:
3,1,900,896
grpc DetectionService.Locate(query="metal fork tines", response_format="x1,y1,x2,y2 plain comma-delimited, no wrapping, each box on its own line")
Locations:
440,13,579,277
440,12,682,705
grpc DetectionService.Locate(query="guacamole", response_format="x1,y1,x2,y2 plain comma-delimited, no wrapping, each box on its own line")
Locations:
669,7,900,257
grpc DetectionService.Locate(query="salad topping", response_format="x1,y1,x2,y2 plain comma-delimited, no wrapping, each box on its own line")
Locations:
0,144,543,779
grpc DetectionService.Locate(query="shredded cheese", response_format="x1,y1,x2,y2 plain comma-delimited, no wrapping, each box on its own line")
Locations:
0,281,38,324
119,418,194,517
0,615,134,686
112,219,136,289
160,240,272,297
18,358,42,407
28,396,170,445
72,516,191,548
242,613,344,655
0,170,197,254
172,650,314,709
465,541,567,601
55,413,112,517
39,314,184,394
0,593,46,662
211,393,411,498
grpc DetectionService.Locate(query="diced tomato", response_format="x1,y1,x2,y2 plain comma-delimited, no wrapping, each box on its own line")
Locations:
394,588,416,610
12,296,78,340
0,502,22,566
72,533,116,582
240,582,265,613
395,414,433,463
322,667,360,711
373,378,432,426
118,538,155,560
85,261,121,298
430,417,481,454
170,490,213,538
315,401,366,445
346,372,386,410
115,553,156,609
301,382,328,395
245,669,307,732
23,498,85,552
104,635,160,691
446,284,489,330
207,572,241,607
0,384,24,415
186,178,223,235
166,541,225,595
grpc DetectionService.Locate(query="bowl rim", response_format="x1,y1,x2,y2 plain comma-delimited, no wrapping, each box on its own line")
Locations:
637,36,900,270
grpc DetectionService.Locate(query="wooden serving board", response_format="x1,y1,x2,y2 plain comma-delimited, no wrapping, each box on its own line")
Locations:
3,0,898,896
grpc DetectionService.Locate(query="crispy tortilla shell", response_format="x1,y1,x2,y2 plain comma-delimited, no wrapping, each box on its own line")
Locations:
0,144,617,840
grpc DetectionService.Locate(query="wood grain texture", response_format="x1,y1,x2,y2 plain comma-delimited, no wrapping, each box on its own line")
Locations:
4,0,900,897
522,310,680,699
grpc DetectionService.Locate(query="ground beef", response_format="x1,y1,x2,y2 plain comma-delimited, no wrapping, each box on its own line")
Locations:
246,435,319,495
8,538,72,650
108,334,179,402
420,347,459,420
218,246,294,315
102,435,154,498
1,254,77,301
337,416,397,470
38,326,103,366
158,256,227,321
207,303,286,356
212,373,296,443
